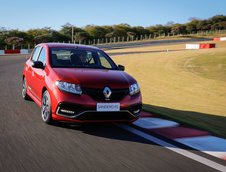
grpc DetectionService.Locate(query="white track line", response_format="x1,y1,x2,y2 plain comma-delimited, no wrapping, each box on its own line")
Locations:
118,124,226,172
176,136,226,159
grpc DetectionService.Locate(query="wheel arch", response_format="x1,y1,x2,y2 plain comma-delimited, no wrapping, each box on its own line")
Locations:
42,87,47,96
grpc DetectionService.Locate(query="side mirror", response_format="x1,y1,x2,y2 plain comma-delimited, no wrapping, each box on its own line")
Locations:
118,64,125,71
32,61,44,69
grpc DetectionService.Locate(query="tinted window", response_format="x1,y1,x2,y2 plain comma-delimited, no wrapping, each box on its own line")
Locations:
38,47,46,65
31,46,41,61
50,48,117,70
98,52,112,69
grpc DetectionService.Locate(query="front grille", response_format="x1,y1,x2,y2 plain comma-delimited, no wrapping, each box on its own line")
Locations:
82,87,129,101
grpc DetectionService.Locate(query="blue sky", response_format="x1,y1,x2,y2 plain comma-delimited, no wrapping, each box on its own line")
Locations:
0,0,225,30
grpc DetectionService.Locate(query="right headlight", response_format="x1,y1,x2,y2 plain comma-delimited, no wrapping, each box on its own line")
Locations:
55,81,82,95
129,83,140,96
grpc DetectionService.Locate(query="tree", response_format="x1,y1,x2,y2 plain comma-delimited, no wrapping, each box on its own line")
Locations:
146,26,159,35
51,31,69,42
74,32,88,43
5,37,24,48
60,23,84,41
4,29,32,46
84,25,108,38
171,24,186,35
0,14,226,48
210,15,226,24
147,25,170,36
34,34,53,44
186,19,200,33
131,26,150,36
27,27,52,37
211,21,226,30
196,20,211,31
218,21,226,29
102,25,113,33
0,27,8,48
112,24,131,37
105,32,115,38
127,32,136,39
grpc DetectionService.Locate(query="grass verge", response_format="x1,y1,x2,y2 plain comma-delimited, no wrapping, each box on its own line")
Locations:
107,40,226,138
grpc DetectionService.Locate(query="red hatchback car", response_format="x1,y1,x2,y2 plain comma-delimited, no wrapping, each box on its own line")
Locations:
22,43,142,124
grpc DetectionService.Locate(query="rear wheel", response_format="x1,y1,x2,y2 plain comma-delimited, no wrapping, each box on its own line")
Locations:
22,78,30,100
41,90,52,124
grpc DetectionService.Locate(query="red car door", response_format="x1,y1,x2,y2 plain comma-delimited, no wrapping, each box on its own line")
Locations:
26,46,42,98
31,47,47,102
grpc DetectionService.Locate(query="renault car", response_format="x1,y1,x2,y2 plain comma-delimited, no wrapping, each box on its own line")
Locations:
22,43,142,124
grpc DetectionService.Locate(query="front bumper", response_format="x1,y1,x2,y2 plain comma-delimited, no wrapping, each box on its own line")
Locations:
52,102,142,123
50,85,142,123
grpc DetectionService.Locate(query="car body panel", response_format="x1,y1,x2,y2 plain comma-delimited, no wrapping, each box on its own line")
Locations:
52,68,135,88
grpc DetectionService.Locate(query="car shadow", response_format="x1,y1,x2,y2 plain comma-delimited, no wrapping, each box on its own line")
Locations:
51,121,153,145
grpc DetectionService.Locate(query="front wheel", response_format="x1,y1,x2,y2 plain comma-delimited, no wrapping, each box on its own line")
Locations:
41,90,52,124
22,78,30,100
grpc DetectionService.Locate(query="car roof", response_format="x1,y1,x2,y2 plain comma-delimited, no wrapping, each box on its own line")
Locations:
37,43,100,50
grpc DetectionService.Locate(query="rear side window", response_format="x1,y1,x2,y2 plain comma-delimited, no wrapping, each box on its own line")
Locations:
31,46,41,61
37,47,46,65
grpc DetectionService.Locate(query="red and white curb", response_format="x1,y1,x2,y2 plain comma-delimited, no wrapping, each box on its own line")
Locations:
185,43,216,49
0,49,29,55
133,111,226,161
213,37,226,41
133,117,179,129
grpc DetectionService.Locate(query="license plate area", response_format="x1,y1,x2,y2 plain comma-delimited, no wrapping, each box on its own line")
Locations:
96,103,120,112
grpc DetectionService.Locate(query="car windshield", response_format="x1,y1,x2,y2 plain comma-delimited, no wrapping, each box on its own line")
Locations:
50,47,117,70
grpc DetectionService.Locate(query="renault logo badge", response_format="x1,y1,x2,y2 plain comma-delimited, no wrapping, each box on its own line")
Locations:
103,87,112,100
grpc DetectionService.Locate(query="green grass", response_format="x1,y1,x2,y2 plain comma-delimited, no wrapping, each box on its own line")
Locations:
107,41,226,138
186,52,226,82
142,104,226,138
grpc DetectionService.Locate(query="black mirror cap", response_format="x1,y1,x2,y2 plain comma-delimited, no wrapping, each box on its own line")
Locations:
32,61,44,69
118,64,125,71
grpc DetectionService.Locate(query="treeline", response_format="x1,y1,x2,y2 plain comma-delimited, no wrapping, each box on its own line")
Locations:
0,15,226,49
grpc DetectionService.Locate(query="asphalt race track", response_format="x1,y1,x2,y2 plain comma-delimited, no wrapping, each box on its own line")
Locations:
0,54,225,172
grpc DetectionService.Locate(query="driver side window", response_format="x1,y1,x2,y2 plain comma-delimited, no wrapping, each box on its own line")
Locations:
37,47,46,66
31,46,41,61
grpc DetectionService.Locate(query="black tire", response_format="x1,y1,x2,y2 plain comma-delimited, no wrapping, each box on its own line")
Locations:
22,78,30,100
41,90,52,124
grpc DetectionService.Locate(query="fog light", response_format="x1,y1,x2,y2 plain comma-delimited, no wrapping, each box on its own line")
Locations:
133,109,140,114
61,109,75,114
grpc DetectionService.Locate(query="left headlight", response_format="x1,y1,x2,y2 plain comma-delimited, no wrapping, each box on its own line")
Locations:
55,81,82,95
129,83,140,96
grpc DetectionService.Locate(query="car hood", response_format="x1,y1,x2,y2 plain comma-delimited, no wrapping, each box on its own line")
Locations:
52,68,136,89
